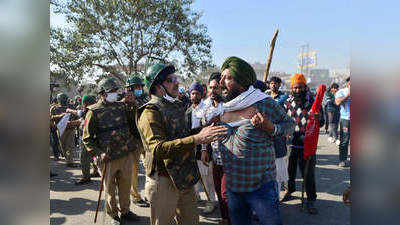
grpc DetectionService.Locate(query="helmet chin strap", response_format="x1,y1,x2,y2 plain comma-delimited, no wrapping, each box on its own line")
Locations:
161,85,177,102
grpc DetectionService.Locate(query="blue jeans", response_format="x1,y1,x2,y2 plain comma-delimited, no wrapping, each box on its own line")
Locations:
227,180,283,225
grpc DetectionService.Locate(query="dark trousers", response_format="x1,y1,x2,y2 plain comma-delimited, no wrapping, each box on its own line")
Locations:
50,130,60,158
327,112,339,140
324,106,330,132
339,119,350,162
288,147,317,202
213,163,230,222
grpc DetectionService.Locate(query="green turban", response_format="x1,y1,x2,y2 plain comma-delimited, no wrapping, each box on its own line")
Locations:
221,56,256,89
81,95,96,105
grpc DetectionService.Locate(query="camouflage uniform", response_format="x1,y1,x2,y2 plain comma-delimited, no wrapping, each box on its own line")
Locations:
137,95,200,225
50,104,79,164
82,99,139,218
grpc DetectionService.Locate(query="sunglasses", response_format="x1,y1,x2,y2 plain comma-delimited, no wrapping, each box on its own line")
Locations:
165,76,179,83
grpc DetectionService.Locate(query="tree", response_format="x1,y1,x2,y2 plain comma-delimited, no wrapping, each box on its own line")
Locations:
50,0,213,87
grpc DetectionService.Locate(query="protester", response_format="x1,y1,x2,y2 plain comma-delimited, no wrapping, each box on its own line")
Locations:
217,56,294,225
82,78,140,224
267,76,289,105
267,76,289,199
125,75,151,207
137,63,227,225
324,83,340,145
281,73,324,215
335,76,351,167
186,81,218,214
50,93,80,167
203,72,231,225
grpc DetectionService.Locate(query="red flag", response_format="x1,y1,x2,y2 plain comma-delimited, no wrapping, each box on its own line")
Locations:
303,84,326,160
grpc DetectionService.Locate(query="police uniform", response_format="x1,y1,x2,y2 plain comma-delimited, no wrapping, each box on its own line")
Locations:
82,97,139,220
137,95,200,225
125,75,151,205
50,104,79,165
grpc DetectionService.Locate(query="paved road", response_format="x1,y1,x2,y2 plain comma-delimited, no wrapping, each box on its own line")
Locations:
50,133,350,225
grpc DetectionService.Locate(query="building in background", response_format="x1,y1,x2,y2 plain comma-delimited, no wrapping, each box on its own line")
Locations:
308,69,330,88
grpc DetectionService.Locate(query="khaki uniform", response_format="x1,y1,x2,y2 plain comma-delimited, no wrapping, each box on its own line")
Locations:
79,142,98,179
82,100,139,217
137,95,200,225
128,96,149,202
50,104,79,164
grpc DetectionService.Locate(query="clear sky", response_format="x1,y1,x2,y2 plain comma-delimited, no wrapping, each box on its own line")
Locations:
51,0,400,74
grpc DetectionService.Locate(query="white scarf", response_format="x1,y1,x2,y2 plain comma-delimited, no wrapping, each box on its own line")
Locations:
202,86,269,127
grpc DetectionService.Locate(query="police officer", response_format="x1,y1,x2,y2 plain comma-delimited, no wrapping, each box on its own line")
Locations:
125,75,150,207
125,75,150,107
73,95,99,185
50,93,80,167
82,78,140,224
137,64,227,225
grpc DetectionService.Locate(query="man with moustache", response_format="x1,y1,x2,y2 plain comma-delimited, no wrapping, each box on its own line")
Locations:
199,72,232,224
217,56,294,225
281,73,324,215
185,81,217,210
266,76,289,199
137,64,227,225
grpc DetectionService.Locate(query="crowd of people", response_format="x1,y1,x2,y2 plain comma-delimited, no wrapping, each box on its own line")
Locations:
50,56,350,225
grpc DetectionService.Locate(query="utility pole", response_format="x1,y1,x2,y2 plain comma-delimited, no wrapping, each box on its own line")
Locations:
299,44,309,77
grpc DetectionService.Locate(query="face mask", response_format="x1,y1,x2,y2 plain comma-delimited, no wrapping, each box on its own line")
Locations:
134,89,143,97
105,92,118,103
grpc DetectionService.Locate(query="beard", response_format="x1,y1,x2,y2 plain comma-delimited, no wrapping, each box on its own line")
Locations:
292,90,307,101
223,88,242,102
210,94,221,102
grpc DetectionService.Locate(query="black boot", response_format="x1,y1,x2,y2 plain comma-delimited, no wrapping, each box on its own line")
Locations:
120,211,139,223
90,171,101,178
50,172,58,177
306,201,318,215
74,178,91,185
132,199,150,207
